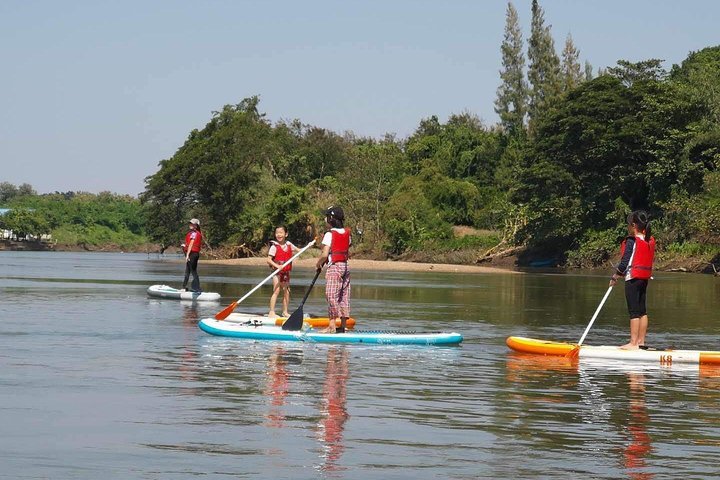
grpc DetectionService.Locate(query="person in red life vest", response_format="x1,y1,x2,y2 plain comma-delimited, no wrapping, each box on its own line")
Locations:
610,210,656,350
180,218,203,292
267,225,299,318
316,206,351,333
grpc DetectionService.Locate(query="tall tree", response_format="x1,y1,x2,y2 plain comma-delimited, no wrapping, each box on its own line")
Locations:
494,2,528,137
584,60,594,82
561,33,583,91
527,0,562,128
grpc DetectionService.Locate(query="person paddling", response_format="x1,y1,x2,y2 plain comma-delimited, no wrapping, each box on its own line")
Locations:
267,225,299,318
610,211,655,350
316,206,351,334
181,218,203,292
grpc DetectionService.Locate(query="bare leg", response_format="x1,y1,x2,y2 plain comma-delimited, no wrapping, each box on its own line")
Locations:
637,314,648,346
268,276,280,318
321,318,337,333
620,317,642,349
281,283,290,317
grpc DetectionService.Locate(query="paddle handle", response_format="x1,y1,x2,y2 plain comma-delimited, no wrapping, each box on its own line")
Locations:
230,240,315,305
576,286,613,347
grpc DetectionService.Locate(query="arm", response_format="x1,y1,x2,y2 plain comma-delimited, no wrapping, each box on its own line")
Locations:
610,237,634,286
316,244,330,272
185,238,195,261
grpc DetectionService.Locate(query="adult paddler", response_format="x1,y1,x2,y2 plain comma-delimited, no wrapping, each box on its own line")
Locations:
181,218,203,292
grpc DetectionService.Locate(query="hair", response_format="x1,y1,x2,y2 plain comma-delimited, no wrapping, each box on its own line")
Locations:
275,225,287,233
325,206,345,229
627,210,651,237
327,215,344,229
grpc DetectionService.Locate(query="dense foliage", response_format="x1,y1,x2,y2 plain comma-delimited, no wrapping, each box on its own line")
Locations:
7,2,720,269
1,191,147,248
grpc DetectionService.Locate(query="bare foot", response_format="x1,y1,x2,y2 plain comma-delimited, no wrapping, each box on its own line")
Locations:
619,343,639,350
281,312,290,318
268,312,277,319
319,327,336,334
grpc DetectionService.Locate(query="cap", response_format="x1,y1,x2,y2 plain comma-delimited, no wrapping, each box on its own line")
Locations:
325,206,344,221
189,218,200,226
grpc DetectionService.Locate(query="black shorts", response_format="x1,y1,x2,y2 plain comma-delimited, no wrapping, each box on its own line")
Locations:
624,278,648,318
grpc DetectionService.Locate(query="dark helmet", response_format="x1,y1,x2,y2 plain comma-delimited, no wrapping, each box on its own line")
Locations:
325,206,344,221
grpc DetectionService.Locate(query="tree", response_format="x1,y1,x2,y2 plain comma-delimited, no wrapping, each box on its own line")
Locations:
495,2,528,137
0,182,18,203
584,60,594,82
527,0,562,128
561,33,583,91
607,59,667,87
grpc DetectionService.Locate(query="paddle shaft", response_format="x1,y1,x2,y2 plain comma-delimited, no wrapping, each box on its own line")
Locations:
215,240,315,319
576,285,613,347
281,269,321,331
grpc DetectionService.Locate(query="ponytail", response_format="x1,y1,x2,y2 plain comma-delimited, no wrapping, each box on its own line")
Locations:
627,210,650,237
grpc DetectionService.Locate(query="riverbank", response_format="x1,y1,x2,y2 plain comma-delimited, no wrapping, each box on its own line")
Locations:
204,256,520,274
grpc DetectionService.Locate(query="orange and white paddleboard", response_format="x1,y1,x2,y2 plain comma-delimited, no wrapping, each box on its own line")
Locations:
507,336,720,365
224,313,356,329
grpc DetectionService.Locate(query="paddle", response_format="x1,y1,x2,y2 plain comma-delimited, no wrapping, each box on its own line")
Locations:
214,240,316,320
566,285,614,358
282,269,322,331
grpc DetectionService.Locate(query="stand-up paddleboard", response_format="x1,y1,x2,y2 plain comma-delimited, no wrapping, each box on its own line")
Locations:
224,312,356,329
507,336,720,365
199,317,462,345
147,284,221,302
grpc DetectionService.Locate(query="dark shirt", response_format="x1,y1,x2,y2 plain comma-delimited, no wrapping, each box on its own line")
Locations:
616,237,635,276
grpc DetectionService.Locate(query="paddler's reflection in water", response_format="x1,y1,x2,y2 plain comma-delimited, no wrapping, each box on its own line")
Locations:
264,346,292,428
316,346,350,473
623,372,653,480
179,303,201,383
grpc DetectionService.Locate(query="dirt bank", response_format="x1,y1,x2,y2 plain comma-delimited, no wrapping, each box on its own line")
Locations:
204,256,519,274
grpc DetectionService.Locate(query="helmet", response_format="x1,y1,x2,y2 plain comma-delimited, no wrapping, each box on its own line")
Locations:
325,206,344,221
189,218,200,226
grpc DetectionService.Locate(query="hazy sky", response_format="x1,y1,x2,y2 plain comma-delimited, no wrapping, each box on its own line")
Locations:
1,0,718,196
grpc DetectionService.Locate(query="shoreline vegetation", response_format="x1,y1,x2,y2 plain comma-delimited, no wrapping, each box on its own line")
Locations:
3,32,720,277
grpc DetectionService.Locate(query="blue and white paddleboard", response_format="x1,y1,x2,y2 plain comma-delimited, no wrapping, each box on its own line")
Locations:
198,317,463,346
147,284,221,302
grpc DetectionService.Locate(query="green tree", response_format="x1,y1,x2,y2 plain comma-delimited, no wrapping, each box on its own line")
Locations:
527,0,562,128
561,33,583,91
495,1,528,137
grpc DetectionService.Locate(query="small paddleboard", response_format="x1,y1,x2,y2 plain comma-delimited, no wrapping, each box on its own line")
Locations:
199,317,462,345
506,336,720,365
147,284,221,302
225,312,356,329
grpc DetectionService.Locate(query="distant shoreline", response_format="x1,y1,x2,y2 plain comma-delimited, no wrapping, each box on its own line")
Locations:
204,257,520,274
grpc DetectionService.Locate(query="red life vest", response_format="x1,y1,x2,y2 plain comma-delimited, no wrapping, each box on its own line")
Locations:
185,230,202,253
330,228,351,263
271,241,293,272
620,235,655,280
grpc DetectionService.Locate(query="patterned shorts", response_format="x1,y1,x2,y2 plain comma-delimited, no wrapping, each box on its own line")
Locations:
325,263,350,318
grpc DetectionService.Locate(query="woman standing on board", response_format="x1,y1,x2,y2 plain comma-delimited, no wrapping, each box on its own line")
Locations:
181,218,203,292
610,211,655,350
316,206,351,333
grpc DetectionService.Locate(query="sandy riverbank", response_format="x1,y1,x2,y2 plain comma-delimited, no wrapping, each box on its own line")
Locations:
204,257,519,274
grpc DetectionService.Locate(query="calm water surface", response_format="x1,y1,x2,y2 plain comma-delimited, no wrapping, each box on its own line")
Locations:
1,252,720,479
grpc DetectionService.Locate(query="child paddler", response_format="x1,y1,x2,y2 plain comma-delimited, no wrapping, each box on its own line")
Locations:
316,206,351,333
609,210,655,350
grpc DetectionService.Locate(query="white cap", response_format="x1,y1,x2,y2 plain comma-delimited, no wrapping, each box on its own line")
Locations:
189,218,200,226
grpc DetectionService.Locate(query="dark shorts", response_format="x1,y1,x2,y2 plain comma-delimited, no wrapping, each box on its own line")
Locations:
624,278,648,318
276,271,290,283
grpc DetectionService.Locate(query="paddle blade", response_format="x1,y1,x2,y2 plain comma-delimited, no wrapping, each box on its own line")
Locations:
214,301,238,320
282,306,304,331
565,345,580,359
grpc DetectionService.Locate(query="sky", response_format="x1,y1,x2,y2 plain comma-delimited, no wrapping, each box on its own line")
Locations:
1,0,718,196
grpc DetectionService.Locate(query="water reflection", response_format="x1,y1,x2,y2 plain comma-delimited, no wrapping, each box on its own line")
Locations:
263,347,292,428
316,346,350,474
623,372,653,480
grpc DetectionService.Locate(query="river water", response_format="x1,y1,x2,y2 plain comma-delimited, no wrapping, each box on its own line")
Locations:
1,251,719,479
